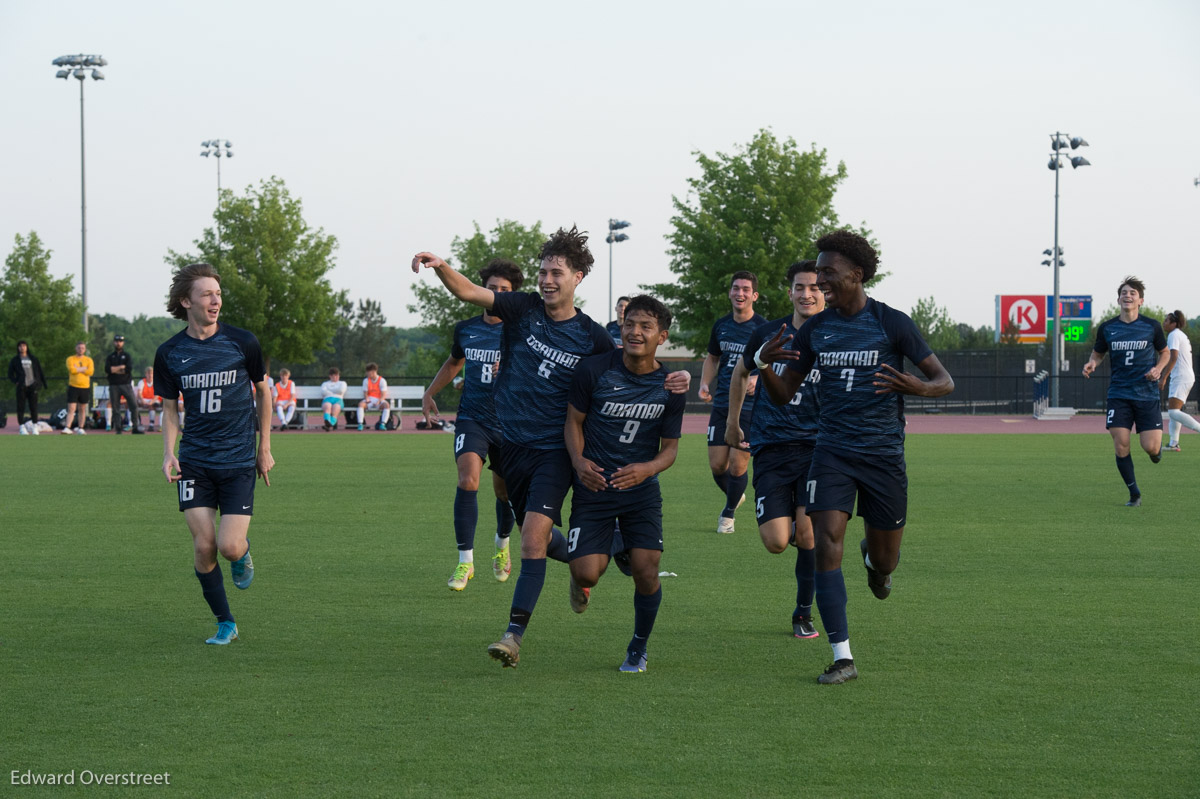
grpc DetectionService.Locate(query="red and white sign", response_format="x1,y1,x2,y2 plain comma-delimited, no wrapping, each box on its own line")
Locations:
997,295,1046,343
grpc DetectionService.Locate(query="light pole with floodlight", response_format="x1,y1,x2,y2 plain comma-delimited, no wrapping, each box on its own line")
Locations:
1046,132,1090,407
200,140,233,247
606,219,630,323
53,53,107,333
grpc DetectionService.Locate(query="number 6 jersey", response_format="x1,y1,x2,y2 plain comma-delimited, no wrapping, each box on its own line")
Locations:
491,291,613,450
154,323,266,468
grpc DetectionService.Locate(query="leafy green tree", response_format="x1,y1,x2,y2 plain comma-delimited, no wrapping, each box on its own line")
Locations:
408,219,546,352
910,297,962,351
310,298,405,376
648,129,880,355
166,176,343,371
0,232,84,372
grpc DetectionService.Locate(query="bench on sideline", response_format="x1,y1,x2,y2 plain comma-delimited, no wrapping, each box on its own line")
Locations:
290,385,423,429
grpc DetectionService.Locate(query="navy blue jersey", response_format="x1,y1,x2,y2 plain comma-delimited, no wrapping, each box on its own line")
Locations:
707,311,767,411
786,298,932,457
492,291,614,449
1093,315,1167,402
568,350,685,493
605,320,622,347
742,316,820,454
154,323,266,469
450,314,503,428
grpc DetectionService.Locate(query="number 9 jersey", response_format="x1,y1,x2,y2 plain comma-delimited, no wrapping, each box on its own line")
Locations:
154,323,266,469
451,315,505,429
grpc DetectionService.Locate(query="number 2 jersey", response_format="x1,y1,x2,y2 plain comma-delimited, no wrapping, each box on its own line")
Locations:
154,323,266,469
568,350,685,493
451,314,504,429
708,311,766,412
785,298,932,457
1093,315,1167,402
491,291,614,450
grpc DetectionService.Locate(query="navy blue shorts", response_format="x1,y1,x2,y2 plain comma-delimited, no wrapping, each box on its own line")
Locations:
1106,398,1162,432
499,442,573,527
567,483,663,560
452,417,503,473
806,446,908,531
708,404,754,449
752,442,815,523
178,462,256,516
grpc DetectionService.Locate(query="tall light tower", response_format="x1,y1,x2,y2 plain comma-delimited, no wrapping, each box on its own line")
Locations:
606,219,630,323
200,139,233,246
1046,132,1090,407
53,54,107,333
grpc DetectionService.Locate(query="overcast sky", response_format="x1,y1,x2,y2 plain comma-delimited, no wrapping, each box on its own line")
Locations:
2,0,1197,340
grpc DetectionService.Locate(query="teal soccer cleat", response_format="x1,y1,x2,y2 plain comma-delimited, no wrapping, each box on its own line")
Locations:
231,544,254,590
205,621,238,645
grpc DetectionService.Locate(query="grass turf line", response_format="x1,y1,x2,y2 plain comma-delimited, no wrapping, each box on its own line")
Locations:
0,432,1196,797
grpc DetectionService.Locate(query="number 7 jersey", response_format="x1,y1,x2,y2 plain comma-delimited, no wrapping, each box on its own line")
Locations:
154,323,266,468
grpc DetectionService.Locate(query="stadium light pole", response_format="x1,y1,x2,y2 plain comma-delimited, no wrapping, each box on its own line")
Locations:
1046,132,1090,407
606,219,630,324
53,54,107,333
200,139,233,247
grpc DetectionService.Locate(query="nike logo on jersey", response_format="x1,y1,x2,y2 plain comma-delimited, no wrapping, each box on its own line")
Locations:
182,357,193,363
823,335,834,340
610,385,625,391
543,504,555,510
244,505,252,510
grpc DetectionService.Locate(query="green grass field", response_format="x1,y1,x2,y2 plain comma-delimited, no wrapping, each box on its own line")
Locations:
2,430,1197,797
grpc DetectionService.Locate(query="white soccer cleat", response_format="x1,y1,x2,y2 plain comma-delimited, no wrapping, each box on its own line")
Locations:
716,515,735,534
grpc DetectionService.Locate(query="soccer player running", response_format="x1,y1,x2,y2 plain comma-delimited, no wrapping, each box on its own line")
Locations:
726,261,825,639
1160,310,1199,451
412,226,689,668
565,295,685,673
154,262,274,646
421,259,523,590
699,272,766,533
1082,277,1170,505
758,231,953,684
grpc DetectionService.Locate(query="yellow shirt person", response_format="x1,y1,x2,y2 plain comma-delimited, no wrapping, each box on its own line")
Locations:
66,347,95,389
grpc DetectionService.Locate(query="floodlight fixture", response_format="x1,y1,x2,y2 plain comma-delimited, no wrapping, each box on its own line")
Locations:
1070,137,1089,149
200,138,235,246
1070,156,1090,169
51,53,107,333
606,218,631,324
609,219,631,231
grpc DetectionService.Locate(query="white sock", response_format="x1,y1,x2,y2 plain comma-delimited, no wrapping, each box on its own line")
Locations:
832,640,853,662
381,406,390,424
284,406,295,424
104,407,112,428
1168,408,1200,435
1169,420,1181,445
149,409,157,426
459,549,473,564
495,534,509,551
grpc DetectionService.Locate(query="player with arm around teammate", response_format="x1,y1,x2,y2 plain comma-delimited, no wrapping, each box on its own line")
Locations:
565,295,686,673
1159,310,1199,451
700,272,767,533
413,226,690,668
758,230,953,684
1082,277,1170,505
421,259,523,590
155,262,274,646
726,261,825,639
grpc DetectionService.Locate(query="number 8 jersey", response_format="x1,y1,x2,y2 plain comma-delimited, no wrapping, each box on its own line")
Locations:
451,315,505,429
154,323,266,468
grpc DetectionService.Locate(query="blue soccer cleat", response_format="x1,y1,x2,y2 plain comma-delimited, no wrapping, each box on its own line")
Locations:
205,621,238,645
231,545,254,590
619,650,648,673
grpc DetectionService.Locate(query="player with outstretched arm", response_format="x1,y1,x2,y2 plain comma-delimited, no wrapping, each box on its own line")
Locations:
758,230,953,684
565,295,686,673
154,262,274,646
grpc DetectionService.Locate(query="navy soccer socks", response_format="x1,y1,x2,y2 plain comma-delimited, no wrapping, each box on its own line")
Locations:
453,488,478,551
795,546,816,619
722,471,749,518
814,568,849,644
506,558,547,639
495,498,515,540
545,528,570,562
1116,454,1139,501
629,585,662,657
196,564,234,624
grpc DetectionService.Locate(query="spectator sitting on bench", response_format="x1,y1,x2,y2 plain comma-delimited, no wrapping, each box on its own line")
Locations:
357,362,391,431
136,366,164,432
321,367,348,431
273,368,298,430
